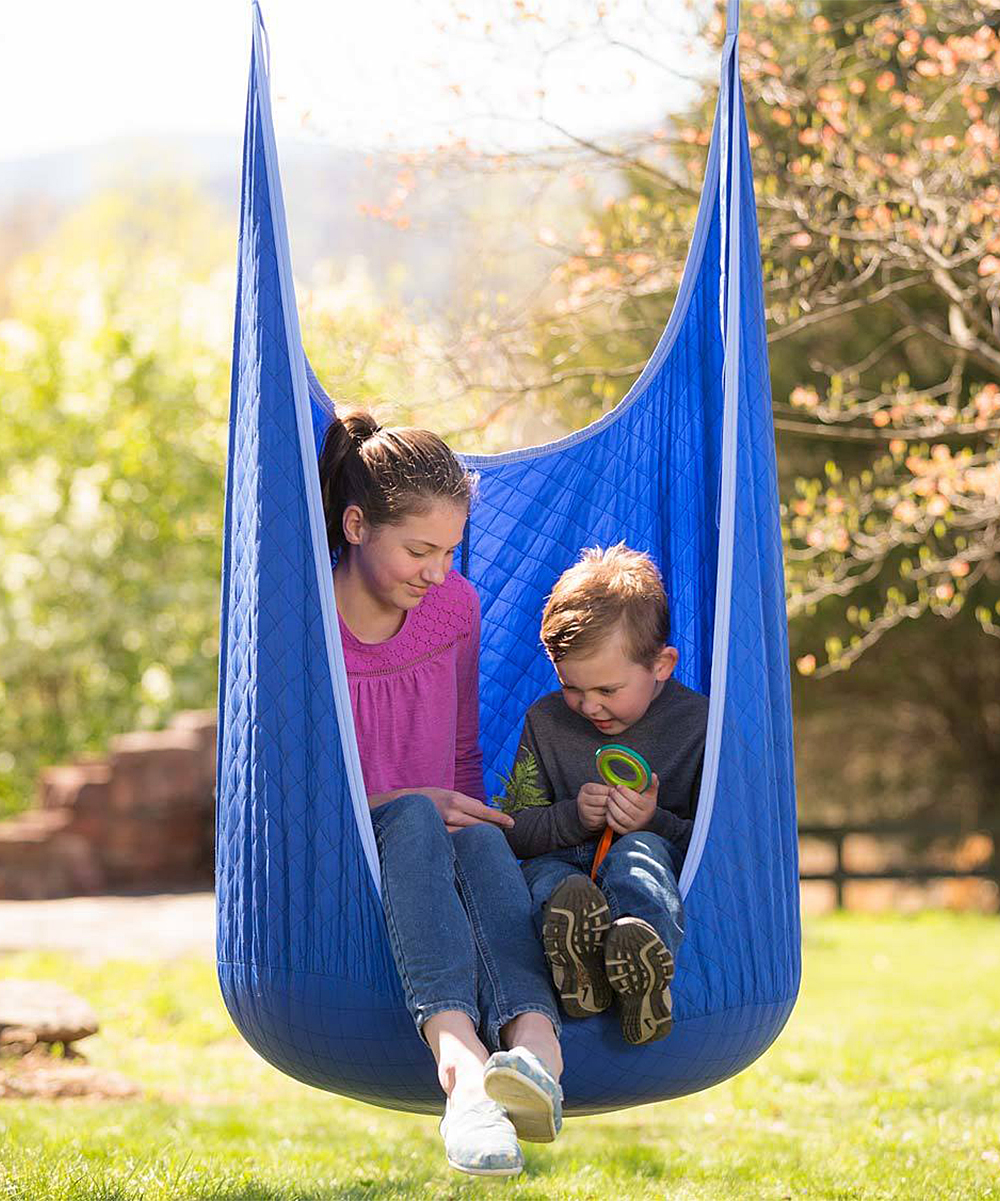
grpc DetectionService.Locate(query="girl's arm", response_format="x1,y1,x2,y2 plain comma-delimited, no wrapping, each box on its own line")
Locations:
453,590,486,802
368,788,415,809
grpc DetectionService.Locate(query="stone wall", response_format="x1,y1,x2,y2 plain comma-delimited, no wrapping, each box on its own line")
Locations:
0,711,216,899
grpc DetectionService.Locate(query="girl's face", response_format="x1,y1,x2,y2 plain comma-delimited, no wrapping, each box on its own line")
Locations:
343,498,469,613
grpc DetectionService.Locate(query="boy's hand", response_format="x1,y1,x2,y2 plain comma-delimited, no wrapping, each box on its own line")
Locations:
576,782,612,832
606,773,660,835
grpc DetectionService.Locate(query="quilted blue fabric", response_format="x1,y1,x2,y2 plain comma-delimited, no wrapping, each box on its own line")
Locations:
217,6,800,1115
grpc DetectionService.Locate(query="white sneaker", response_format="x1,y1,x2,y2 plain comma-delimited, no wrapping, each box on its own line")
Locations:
483,1046,564,1143
439,1096,524,1177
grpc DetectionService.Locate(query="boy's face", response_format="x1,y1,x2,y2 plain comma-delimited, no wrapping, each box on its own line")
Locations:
554,628,679,737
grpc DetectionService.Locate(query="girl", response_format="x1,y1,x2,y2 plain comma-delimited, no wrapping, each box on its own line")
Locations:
319,410,563,1178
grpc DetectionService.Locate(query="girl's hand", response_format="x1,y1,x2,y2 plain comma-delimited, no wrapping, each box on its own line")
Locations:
368,788,513,833
606,773,660,835
576,782,612,832
419,787,516,833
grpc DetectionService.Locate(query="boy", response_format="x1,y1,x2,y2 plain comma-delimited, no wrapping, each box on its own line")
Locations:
503,544,707,1045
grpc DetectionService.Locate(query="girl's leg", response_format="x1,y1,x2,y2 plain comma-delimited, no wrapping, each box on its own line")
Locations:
373,796,525,1175
425,1014,524,1179
450,823,562,1075
423,1011,490,1107
499,1011,562,1080
371,793,489,1099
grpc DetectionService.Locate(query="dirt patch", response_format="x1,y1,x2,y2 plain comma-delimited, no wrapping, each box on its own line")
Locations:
0,1047,140,1100
0,892,214,962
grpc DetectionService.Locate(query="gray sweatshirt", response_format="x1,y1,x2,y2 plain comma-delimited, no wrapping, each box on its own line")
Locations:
503,678,708,861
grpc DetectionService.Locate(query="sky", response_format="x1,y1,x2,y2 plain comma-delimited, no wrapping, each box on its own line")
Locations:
1,0,713,164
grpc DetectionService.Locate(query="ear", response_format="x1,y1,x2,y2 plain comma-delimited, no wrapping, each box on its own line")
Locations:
653,645,679,682
342,504,367,547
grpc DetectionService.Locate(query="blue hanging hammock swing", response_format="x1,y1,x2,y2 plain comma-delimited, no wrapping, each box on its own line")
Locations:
217,0,800,1116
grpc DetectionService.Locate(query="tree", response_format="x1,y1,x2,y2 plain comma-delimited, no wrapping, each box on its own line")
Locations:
417,0,1000,820
434,1,999,669
733,0,1000,678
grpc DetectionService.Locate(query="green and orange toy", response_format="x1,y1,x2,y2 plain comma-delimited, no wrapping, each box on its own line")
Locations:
590,744,653,879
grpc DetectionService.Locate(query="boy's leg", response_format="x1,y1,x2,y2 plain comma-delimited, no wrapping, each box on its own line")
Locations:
518,850,588,939
596,831,684,961
597,831,683,1045
522,849,613,1018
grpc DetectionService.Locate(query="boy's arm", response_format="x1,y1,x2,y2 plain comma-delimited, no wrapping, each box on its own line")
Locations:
502,715,593,858
646,808,694,855
645,749,703,854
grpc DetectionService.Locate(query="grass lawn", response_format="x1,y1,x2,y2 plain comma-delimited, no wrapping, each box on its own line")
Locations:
1,913,998,1200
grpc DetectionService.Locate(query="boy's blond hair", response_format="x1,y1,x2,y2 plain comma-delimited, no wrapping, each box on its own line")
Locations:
540,544,669,667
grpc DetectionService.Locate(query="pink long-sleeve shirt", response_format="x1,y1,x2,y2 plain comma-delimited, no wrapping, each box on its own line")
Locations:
338,569,486,803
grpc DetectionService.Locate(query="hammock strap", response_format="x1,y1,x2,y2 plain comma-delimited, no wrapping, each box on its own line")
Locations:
251,0,270,71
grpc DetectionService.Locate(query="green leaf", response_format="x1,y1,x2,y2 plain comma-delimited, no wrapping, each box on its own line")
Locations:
493,750,548,815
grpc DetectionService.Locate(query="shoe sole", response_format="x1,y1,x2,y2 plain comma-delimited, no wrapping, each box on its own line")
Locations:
445,1154,523,1177
483,1065,559,1143
604,918,675,1045
542,875,613,1018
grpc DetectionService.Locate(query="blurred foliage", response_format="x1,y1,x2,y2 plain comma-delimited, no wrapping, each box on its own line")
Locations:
734,0,1000,677
449,0,1000,674
0,186,449,817
298,259,479,440
0,188,232,816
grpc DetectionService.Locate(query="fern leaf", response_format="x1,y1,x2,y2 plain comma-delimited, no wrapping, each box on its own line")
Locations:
494,751,549,815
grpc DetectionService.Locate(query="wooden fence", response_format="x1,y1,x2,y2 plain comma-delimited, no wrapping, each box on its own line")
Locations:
798,822,998,910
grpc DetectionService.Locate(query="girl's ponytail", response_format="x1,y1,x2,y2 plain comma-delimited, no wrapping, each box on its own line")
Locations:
318,411,380,556
318,409,475,557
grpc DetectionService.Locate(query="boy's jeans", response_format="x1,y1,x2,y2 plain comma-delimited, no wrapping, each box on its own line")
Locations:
370,792,561,1051
519,831,685,964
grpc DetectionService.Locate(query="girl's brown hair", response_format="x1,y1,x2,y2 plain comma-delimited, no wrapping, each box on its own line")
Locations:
540,544,670,666
318,410,476,557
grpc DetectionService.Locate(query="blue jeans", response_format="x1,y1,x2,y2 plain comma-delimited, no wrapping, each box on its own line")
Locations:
519,831,685,963
370,793,561,1051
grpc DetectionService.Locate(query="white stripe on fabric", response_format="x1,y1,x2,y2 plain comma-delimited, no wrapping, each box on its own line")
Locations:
718,40,730,351
679,40,742,900
251,5,382,896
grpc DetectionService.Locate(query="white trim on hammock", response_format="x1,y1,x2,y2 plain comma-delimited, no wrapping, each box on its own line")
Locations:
680,32,742,899
251,5,382,896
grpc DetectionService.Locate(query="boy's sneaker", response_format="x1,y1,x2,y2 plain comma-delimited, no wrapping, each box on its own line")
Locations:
541,874,613,1018
604,916,675,1045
